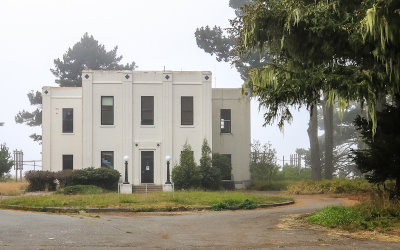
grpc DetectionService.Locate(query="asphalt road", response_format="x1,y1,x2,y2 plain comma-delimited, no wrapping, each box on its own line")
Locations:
0,194,399,249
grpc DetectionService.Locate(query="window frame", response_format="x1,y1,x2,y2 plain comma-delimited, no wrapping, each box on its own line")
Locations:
141,96,154,125
220,109,231,133
101,96,114,125
62,155,73,170
62,108,73,133
181,96,194,126
101,151,114,169
221,154,232,180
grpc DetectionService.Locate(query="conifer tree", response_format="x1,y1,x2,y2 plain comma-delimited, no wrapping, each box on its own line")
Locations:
16,33,136,142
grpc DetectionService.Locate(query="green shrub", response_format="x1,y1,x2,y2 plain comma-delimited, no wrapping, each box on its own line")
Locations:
72,167,120,190
199,139,221,190
273,165,312,181
55,185,105,195
212,153,232,181
307,206,364,228
221,180,235,190
239,199,259,209
25,168,120,192
211,201,230,211
250,141,278,183
54,170,73,188
211,199,259,210
172,143,201,190
25,171,57,191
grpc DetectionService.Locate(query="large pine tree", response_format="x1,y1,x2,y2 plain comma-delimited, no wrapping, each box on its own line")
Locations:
15,33,137,142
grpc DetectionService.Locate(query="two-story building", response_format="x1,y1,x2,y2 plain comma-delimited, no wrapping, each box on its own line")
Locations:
42,70,250,189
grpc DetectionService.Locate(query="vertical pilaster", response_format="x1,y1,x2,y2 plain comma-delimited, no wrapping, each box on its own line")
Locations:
202,72,213,149
42,87,51,171
162,72,173,183
122,72,133,183
82,71,93,168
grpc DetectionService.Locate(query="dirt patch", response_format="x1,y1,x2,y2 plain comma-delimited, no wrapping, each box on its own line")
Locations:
275,213,400,243
160,233,169,239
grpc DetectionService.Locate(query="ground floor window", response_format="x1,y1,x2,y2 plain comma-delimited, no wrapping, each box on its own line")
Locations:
101,151,114,168
63,155,73,170
221,154,232,180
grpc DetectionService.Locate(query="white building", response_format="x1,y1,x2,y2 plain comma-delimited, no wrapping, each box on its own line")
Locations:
42,70,250,189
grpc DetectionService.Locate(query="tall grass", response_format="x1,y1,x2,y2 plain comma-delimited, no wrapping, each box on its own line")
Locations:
250,180,297,191
287,179,373,194
0,181,27,196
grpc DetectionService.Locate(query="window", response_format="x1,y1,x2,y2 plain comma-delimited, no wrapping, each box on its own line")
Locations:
63,155,73,170
101,96,114,125
101,151,114,169
221,154,232,180
220,109,231,133
141,96,154,125
62,108,73,133
181,96,193,125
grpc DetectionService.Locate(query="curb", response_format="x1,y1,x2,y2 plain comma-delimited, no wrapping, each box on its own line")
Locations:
0,201,294,214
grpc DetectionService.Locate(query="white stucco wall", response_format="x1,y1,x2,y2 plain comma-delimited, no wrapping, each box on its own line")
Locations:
42,87,83,171
42,70,249,186
212,88,251,187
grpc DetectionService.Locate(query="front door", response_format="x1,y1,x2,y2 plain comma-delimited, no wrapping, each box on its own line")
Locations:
141,151,154,183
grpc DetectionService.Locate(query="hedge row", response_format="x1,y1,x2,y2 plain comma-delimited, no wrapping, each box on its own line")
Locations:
25,168,121,191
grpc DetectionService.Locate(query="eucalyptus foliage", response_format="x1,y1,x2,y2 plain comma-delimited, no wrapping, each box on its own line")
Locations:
234,0,395,134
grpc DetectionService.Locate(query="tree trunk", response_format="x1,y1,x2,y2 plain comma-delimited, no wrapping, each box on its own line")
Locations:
307,104,322,180
375,93,386,113
322,97,334,180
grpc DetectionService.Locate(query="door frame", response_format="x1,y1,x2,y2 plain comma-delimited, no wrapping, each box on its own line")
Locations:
140,150,155,184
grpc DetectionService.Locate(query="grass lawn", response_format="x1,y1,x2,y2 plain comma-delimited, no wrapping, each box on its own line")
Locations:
0,190,292,211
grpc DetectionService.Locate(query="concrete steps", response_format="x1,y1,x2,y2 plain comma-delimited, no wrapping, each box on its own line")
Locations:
132,184,163,193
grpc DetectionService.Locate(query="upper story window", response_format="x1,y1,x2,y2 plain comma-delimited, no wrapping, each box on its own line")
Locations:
181,96,193,125
63,155,73,170
141,96,154,125
62,108,73,133
101,96,114,125
101,151,114,169
220,109,231,133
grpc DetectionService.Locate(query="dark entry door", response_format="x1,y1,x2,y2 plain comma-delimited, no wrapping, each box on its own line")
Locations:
141,151,154,183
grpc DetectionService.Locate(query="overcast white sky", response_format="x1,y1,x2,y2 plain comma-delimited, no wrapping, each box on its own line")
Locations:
0,0,309,173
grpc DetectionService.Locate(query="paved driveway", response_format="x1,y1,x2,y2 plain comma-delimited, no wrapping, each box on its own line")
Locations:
0,194,399,249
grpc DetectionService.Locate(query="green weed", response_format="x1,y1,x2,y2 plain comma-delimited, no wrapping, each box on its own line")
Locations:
307,196,400,231
55,185,106,195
